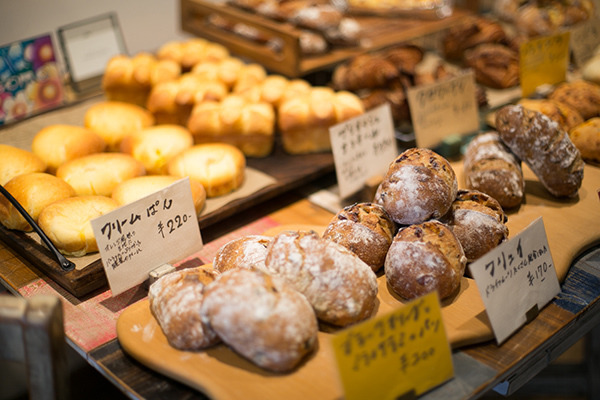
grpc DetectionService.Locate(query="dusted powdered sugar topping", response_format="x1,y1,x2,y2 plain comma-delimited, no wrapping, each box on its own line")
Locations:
466,132,521,168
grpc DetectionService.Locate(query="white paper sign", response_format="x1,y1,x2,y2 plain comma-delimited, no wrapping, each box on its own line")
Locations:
469,217,560,344
91,178,203,296
329,104,398,199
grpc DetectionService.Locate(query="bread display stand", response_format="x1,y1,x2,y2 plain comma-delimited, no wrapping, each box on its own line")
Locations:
180,0,473,77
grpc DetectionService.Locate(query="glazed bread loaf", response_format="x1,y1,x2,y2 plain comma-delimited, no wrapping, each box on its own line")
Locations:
495,105,584,197
384,220,467,300
264,230,378,326
31,124,106,174
277,87,364,154
167,143,246,198
518,98,584,132
84,101,155,151
112,175,206,216
120,124,194,175
187,95,275,157
201,268,318,372
569,117,600,163
0,173,76,231
213,235,272,273
463,131,524,209
322,202,395,273
0,144,46,185
548,80,600,120
37,195,120,256
56,153,146,197
374,148,458,225
441,190,508,262
148,265,221,350
463,44,519,89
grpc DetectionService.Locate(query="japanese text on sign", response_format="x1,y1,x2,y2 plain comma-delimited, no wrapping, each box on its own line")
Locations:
331,291,453,400
469,217,560,344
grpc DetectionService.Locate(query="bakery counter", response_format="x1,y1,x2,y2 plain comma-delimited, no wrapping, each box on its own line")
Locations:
1,169,600,399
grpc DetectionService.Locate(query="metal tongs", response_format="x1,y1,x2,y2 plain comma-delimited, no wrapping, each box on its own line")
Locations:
0,185,75,271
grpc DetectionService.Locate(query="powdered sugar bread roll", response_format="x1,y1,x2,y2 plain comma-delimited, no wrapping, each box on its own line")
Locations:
264,230,378,326
149,265,221,350
375,148,458,225
213,235,272,273
495,105,584,198
440,189,508,262
385,220,467,300
201,268,318,372
322,202,395,273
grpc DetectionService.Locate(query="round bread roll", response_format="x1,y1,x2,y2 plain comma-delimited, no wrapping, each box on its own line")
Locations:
463,131,524,209
167,143,246,198
374,148,458,225
112,175,206,216
440,189,508,262
264,230,378,326
31,124,107,174
518,98,584,132
322,202,395,273
569,117,600,163
201,268,318,372
548,80,600,120
37,195,120,256
213,235,272,273
149,265,221,350
156,38,230,71
0,173,76,231
384,220,467,300
56,153,146,197
0,144,46,185
84,101,155,151
120,124,193,175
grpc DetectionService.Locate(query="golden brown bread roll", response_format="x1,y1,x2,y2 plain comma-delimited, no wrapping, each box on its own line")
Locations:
38,195,120,256
56,153,146,197
331,53,399,91
264,230,378,327
442,15,509,61
463,131,524,209
212,235,273,273
84,101,155,151
0,144,46,185
569,117,600,163
200,268,318,372
187,94,275,158
120,124,194,175
464,44,519,89
518,98,584,132
112,175,206,216
440,189,508,263
31,124,106,174
384,220,467,300
0,173,76,231
236,75,312,108
167,143,246,198
322,202,396,273
375,148,458,225
148,265,221,350
495,105,584,197
548,80,600,120
156,38,230,71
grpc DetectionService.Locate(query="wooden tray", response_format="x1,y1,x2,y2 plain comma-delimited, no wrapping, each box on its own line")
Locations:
180,0,472,77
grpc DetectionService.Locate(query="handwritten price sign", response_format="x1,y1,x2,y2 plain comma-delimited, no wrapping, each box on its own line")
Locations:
331,291,453,400
469,217,560,344
91,178,203,296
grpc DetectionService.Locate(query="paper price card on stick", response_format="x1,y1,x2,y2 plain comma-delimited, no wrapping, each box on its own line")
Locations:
331,291,453,400
406,70,479,149
469,217,560,344
330,104,398,199
91,178,203,296
520,31,570,97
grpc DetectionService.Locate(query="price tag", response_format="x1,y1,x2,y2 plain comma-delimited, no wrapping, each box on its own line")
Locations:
91,178,203,296
469,217,560,344
570,16,600,67
519,32,570,97
406,70,479,149
329,104,398,199
331,291,453,400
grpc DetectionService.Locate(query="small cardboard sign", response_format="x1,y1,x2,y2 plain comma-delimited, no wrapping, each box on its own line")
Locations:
469,217,560,344
570,16,600,67
331,291,454,400
519,32,570,97
329,104,398,199
406,70,479,149
91,178,203,296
